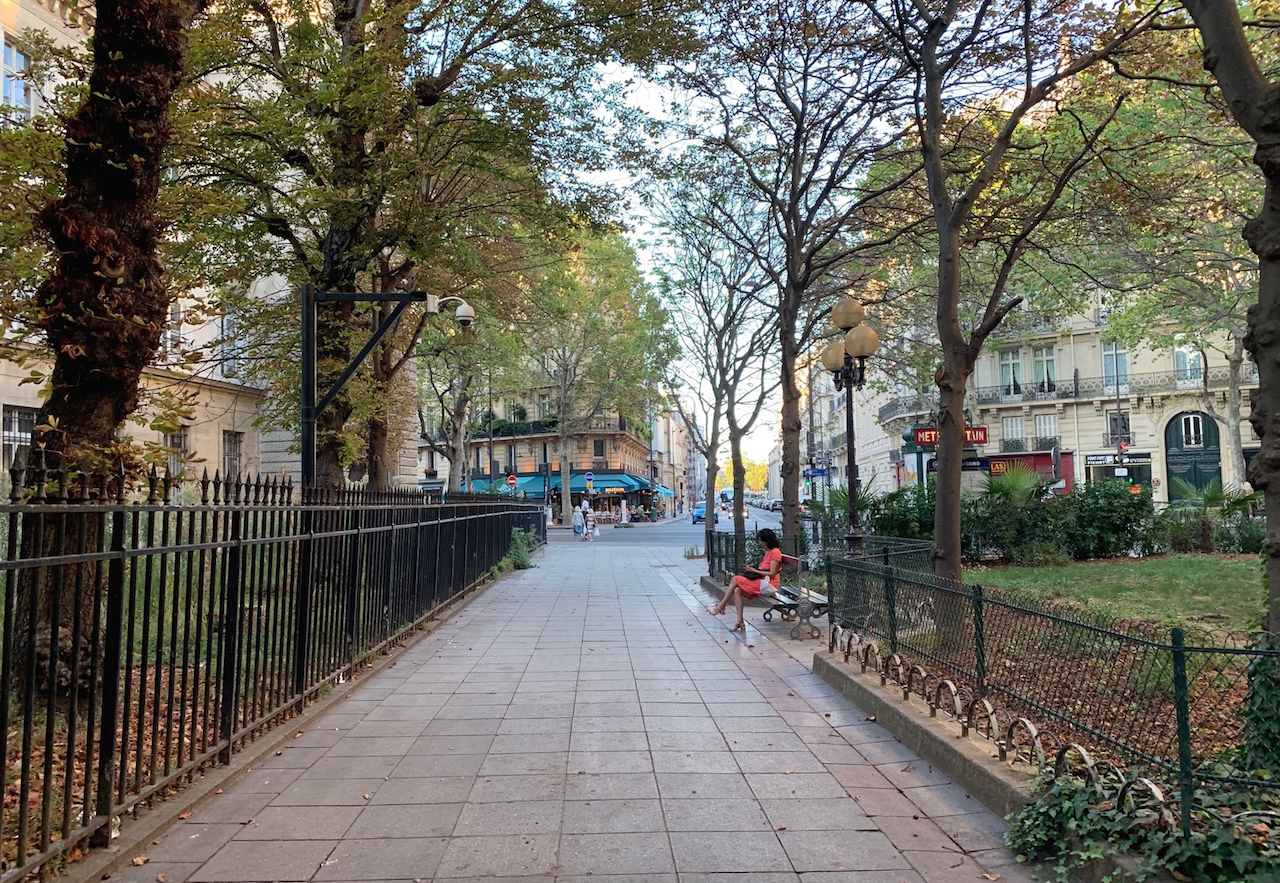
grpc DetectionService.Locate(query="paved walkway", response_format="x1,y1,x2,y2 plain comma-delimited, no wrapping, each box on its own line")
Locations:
112,544,1042,883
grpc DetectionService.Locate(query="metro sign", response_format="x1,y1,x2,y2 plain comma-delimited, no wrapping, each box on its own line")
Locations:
913,426,988,446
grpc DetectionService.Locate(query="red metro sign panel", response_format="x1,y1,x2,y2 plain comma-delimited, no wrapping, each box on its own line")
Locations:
913,426,989,447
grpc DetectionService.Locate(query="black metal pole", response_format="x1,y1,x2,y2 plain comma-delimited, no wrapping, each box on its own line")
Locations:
843,356,859,555
300,283,316,488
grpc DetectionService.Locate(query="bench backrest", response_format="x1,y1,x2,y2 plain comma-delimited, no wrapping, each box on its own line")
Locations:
779,553,806,574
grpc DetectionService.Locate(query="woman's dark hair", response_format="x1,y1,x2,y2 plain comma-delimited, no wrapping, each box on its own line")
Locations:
757,528,779,549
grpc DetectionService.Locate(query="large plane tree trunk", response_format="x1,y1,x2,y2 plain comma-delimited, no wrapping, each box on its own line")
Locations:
1182,0,1280,630
23,0,206,688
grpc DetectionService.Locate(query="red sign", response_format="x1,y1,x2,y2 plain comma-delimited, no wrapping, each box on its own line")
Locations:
914,426,988,446
506,475,517,488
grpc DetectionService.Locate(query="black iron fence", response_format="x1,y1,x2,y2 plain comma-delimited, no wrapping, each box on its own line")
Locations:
825,556,1280,834
707,532,933,583
0,463,544,879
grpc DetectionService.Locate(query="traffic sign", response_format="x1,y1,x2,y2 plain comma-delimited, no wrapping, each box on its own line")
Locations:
803,468,827,477
584,471,594,481
506,475,517,488
914,426,988,447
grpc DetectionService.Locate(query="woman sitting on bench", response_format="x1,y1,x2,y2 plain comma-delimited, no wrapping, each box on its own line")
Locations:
710,528,782,631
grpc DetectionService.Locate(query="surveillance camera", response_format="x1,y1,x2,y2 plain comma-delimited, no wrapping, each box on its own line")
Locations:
455,302,475,328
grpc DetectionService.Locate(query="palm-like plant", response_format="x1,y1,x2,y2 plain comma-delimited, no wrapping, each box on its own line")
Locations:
1170,477,1260,516
982,461,1052,508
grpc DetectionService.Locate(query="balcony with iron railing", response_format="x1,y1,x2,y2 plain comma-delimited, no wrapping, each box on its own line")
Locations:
976,363,1258,406
989,311,1070,339
1000,436,1061,453
471,416,646,442
1102,432,1133,448
878,394,935,423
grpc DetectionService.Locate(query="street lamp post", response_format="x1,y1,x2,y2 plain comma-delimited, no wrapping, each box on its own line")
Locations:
819,297,880,555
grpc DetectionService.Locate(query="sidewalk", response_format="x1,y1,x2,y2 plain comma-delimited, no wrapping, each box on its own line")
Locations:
109,543,1044,883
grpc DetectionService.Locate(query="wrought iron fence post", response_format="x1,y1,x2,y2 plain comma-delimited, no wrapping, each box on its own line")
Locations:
345,506,363,671
293,493,314,697
972,583,987,696
826,555,836,652
1171,627,1195,839
883,548,898,655
92,500,126,846
218,498,244,764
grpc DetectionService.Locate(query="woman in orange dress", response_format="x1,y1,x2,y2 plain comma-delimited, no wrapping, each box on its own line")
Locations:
710,529,782,631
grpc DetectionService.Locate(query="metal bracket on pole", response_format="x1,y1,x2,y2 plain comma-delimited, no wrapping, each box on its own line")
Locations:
301,287,454,487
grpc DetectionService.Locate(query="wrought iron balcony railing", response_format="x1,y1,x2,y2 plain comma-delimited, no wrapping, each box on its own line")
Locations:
976,363,1258,405
1033,435,1060,451
1000,438,1026,453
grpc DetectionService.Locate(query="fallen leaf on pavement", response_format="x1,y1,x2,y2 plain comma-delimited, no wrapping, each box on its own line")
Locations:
981,875,1000,881
132,857,149,866
157,875,167,883
177,810,192,820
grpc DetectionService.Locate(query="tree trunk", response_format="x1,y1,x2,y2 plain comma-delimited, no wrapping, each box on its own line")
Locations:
366,413,390,490
780,315,803,539
729,430,746,563
1225,338,1248,489
1180,0,1280,630
559,440,573,525
704,425,721,577
932,372,968,584
22,0,205,690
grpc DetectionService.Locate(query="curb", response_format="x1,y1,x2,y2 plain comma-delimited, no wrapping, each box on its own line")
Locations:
62,547,538,883
812,651,1036,820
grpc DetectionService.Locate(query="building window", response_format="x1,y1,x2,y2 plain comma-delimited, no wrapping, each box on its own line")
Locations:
3,41,31,123
163,301,183,355
1175,346,1203,388
222,430,242,479
2,405,37,470
506,443,516,472
593,439,605,458
475,447,481,472
1034,414,1058,449
1182,413,1204,448
538,394,550,419
1103,342,1129,393
1002,416,1023,440
1106,410,1130,446
220,310,239,376
1033,346,1056,393
164,430,189,478
999,350,1022,400
1096,292,1112,325
541,442,549,464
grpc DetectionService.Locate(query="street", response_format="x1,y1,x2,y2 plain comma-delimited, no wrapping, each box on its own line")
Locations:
547,506,784,547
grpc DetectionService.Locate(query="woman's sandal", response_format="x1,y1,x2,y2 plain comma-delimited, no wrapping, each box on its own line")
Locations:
730,621,745,631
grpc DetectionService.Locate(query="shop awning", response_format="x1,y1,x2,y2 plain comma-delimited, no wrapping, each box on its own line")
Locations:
544,473,646,494
655,484,676,498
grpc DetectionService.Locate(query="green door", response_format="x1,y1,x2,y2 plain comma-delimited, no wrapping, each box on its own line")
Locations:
1165,411,1221,500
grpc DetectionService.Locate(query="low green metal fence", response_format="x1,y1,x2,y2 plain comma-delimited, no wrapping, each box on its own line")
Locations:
824,556,1280,836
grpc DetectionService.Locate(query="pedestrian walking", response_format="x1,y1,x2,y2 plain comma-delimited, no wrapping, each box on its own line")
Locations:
584,507,598,541
572,506,584,538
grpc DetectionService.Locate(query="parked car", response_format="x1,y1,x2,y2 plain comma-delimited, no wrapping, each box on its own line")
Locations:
769,499,783,511
692,501,718,524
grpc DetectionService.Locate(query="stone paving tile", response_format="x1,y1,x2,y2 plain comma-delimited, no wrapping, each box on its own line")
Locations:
189,839,336,881
453,799,563,835
313,837,448,881
111,861,202,882
346,802,462,838
559,832,676,876
669,830,794,874
147,823,243,863
561,798,665,833
234,805,359,841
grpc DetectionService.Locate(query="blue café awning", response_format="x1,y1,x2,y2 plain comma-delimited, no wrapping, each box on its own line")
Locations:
551,473,646,494
655,484,675,498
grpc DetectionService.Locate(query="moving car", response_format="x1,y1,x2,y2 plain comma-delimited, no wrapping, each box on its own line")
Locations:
692,501,718,524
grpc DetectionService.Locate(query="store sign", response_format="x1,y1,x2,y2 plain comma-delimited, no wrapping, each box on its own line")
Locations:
1085,453,1152,466
914,426,989,446
926,457,990,472
601,486,627,494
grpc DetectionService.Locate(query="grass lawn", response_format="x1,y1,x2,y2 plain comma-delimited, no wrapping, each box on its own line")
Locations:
967,553,1264,631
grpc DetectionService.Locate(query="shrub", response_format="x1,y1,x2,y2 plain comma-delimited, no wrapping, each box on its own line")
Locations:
1058,479,1154,559
1216,513,1266,554
866,479,935,539
508,528,535,570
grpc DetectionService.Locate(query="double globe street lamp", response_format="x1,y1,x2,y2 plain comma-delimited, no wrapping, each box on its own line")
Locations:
819,297,879,554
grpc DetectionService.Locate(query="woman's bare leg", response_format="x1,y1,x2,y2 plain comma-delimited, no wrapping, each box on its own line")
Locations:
731,588,747,629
